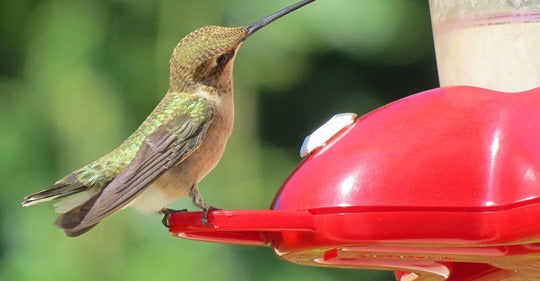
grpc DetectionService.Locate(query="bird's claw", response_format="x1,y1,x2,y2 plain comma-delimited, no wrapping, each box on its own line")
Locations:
201,206,220,226
160,208,187,228
189,184,220,226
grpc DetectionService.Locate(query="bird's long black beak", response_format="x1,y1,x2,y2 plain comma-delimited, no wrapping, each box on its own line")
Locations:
246,0,316,38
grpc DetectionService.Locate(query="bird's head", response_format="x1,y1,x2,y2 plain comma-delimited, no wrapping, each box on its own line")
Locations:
168,0,315,93
169,26,247,93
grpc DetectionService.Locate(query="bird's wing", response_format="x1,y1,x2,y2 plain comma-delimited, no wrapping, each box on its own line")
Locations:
57,100,214,236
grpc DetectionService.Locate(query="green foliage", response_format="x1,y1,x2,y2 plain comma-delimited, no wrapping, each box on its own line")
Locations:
0,0,437,280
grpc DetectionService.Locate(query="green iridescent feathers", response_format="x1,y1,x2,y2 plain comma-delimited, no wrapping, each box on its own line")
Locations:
169,26,248,91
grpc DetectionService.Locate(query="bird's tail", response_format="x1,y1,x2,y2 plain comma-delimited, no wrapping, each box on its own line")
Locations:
23,183,103,236
55,194,101,237
21,182,86,207
22,164,114,237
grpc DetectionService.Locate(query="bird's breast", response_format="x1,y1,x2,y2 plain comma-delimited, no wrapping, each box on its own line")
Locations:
154,93,234,194
130,90,235,213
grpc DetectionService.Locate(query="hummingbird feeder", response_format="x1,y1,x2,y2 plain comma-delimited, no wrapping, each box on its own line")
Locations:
169,86,540,280
168,1,540,280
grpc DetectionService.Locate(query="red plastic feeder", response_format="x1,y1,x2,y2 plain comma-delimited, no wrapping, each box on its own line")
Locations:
168,86,540,281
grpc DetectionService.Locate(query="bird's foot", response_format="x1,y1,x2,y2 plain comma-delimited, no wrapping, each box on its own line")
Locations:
159,208,187,228
189,184,220,226
201,205,220,226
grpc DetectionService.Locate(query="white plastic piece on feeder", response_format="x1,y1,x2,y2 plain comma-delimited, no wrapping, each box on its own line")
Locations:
300,113,357,158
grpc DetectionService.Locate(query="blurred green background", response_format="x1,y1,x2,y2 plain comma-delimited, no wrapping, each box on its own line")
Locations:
0,0,438,280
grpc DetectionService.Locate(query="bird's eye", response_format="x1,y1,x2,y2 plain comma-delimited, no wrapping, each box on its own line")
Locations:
216,52,232,66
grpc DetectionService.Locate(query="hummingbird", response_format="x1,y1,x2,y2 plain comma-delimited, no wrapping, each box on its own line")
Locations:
22,0,316,237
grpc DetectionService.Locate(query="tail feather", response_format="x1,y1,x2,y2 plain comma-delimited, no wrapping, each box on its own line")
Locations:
23,165,114,237
55,193,102,237
63,224,98,237
53,190,97,213
21,182,86,207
